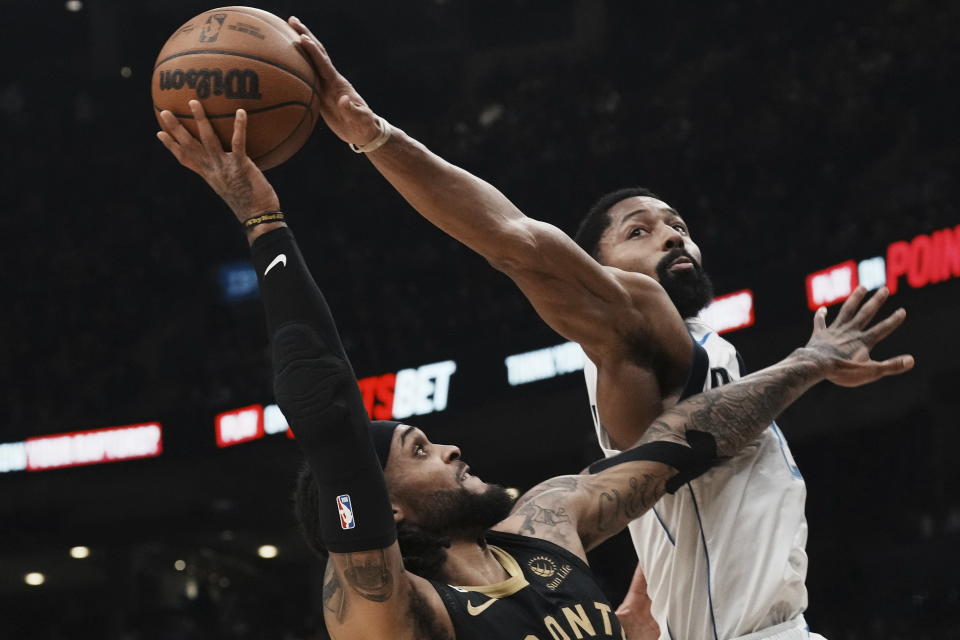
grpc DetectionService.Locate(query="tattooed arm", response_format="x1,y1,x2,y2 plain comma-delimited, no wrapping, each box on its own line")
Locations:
495,286,913,557
321,545,452,640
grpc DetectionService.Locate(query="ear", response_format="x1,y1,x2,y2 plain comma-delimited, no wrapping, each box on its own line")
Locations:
391,500,406,524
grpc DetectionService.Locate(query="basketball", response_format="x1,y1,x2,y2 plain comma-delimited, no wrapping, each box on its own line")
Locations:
151,7,320,170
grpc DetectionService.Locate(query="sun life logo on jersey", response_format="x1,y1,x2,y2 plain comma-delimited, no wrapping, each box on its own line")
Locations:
528,555,557,578
528,555,573,590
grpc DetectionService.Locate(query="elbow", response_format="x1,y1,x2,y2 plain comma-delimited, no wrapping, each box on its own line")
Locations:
272,322,353,431
486,219,547,275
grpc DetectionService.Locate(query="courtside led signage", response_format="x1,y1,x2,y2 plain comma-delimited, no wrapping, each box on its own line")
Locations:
23,423,163,471
505,342,587,386
805,261,858,310
886,225,960,293
356,360,457,421
0,442,27,473
505,290,753,386
804,224,960,309
701,289,755,334
214,359,459,445
215,404,265,448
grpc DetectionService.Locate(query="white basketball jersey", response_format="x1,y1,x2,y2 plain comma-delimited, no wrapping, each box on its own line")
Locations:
583,317,809,640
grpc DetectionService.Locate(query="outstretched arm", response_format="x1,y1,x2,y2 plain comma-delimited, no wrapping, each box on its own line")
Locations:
495,287,914,556
288,17,684,361
156,101,446,640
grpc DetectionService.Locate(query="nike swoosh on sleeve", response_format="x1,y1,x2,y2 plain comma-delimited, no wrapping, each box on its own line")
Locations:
264,254,287,276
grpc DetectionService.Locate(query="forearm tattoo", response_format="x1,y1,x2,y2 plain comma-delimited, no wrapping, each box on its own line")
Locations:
594,473,662,534
342,550,394,602
657,359,820,457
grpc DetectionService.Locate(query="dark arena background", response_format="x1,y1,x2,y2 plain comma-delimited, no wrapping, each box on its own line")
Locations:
3,1,959,638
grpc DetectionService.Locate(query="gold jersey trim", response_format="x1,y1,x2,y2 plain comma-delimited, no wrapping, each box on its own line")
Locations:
455,545,529,598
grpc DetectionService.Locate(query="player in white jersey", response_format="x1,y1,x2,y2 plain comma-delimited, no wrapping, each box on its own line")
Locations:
289,19,911,639
585,318,810,640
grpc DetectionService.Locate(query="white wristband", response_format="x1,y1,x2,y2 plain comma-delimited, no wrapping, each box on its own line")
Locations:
349,116,392,153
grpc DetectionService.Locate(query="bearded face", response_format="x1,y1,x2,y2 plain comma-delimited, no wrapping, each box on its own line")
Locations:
655,247,715,319
407,484,516,535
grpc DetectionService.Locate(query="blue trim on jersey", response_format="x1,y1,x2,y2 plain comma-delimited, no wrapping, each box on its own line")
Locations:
679,339,710,401
687,484,720,640
652,507,676,546
696,332,713,345
770,421,803,479
735,350,748,375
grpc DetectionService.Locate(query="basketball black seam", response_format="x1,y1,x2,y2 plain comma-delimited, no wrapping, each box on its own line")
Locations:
153,99,315,164
153,49,318,97
253,94,316,163
154,101,309,118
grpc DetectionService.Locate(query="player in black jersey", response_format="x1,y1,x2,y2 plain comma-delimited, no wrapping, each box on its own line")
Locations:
156,102,912,640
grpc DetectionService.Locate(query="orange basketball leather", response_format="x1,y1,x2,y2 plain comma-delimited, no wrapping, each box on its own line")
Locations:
152,7,320,170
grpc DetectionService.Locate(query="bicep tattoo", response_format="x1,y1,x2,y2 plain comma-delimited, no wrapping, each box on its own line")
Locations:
322,560,348,623
592,472,664,535
509,476,581,546
342,549,394,602
511,476,579,513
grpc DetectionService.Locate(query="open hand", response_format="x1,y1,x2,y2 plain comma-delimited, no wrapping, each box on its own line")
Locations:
803,286,914,387
156,100,280,224
288,16,383,148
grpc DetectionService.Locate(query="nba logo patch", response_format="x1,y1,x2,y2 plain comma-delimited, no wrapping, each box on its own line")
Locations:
336,494,356,530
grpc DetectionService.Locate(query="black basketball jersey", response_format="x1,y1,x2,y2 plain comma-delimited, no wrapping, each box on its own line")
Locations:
430,530,625,640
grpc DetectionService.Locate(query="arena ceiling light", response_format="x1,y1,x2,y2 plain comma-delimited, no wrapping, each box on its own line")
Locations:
174,559,186,571
257,545,278,559
24,572,45,586
69,546,90,559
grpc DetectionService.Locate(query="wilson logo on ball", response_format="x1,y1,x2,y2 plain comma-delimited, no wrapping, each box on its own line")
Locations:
157,69,262,100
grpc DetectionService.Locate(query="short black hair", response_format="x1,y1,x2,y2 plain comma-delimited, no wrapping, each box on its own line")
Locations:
292,462,451,581
574,187,660,263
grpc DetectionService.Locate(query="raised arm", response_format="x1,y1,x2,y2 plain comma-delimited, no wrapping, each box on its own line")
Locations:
495,286,914,555
156,101,445,640
288,17,684,359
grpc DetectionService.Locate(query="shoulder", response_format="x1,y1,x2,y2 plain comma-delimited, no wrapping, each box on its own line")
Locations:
322,553,455,640
591,267,691,365
491,475,589,562
407,572,457,640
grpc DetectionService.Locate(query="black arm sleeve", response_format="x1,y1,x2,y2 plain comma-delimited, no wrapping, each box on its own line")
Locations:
587,431,721,494
251,227,397,553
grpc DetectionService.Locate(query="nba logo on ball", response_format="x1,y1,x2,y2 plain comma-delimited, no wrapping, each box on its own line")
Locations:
337,494,356,530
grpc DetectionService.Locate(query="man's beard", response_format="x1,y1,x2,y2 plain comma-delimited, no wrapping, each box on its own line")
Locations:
655,248,715,319
413,484,515,537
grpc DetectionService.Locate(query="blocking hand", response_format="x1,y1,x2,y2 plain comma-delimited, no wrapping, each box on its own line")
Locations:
804,286,914,387
288,16,384,149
